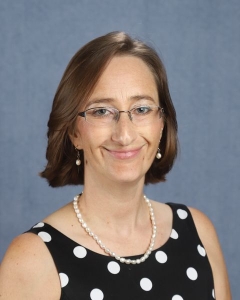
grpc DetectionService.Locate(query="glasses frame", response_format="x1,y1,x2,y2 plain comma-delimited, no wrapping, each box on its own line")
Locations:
78,105,164,126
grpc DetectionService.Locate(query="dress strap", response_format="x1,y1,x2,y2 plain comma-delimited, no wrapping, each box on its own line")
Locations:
166,202,205,247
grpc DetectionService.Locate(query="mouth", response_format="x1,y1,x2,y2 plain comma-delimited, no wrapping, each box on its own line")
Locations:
106,147,143,160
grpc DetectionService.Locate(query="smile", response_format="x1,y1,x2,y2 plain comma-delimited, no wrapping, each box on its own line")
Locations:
106,147,143,160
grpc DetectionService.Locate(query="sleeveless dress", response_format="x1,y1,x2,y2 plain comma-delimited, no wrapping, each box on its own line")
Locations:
26,203,215,300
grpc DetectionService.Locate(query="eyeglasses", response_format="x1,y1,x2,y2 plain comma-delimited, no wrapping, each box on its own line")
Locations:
78,105,164,126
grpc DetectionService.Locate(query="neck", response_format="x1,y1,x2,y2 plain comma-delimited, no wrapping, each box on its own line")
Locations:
73,193,156,264
80,176,146,232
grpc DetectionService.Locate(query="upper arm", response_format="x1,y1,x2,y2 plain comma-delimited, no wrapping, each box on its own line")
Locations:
0,233,60,300
189,207,232,300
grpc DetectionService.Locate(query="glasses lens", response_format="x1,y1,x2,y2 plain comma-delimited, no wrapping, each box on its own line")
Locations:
85,107,116,126
131,106,161,125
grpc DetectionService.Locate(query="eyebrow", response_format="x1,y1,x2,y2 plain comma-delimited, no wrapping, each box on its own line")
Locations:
86,95,156,107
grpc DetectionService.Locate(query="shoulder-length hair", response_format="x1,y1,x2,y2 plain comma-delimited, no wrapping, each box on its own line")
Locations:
40,31,178,187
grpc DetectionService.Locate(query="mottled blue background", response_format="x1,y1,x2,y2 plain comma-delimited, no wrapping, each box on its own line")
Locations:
0,1,239,298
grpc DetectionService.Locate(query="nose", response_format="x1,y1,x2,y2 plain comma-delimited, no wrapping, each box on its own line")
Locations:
111,111,137,145
117,110,132,122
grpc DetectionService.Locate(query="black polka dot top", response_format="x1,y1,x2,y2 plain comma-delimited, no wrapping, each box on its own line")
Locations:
26,203,215,300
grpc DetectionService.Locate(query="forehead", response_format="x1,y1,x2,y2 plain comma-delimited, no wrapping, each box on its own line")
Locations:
100,55,156,81
86,55,158,105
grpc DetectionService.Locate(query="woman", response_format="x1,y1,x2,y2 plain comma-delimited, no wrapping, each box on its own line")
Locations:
0,32,231,299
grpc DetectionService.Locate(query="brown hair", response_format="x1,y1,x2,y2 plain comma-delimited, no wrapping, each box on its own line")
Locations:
40,31,178,187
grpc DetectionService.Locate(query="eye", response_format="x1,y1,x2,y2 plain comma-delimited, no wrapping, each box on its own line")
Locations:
89,107,112,117
133,106,152,115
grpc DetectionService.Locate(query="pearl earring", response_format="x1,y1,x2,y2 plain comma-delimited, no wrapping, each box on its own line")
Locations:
75,148,81,166
156,148,161,159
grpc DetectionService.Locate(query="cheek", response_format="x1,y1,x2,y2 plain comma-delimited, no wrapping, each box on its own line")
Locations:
151,120,164,141
78,125,109,151
149,122,164,156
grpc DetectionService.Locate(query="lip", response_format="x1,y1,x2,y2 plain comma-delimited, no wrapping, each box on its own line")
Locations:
106,147,143,160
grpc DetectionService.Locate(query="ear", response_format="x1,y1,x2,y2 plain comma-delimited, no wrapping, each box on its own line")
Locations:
68,129,83,149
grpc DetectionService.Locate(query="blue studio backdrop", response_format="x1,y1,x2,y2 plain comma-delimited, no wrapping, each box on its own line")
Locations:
0,1,239,298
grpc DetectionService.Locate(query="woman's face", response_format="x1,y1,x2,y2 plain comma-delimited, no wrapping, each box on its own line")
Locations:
73,55,164,185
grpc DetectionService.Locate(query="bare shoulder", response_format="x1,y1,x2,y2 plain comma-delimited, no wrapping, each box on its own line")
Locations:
43,201,74,230
150,199,171,212
0,233,60,299
150,200,172,223
189,207,232,300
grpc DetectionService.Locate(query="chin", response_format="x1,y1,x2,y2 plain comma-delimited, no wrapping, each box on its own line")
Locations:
107,169,145,184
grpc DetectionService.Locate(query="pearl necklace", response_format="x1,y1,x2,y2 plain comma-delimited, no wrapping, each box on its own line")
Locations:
73,194,157,264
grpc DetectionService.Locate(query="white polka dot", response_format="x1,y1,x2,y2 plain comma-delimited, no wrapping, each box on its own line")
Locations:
212,289,215,299
186,267,198,280
172,295,184,300
177,209,188,219
107,261,120,274
33,222,44,228
140,278,152,291
38,231,51,242
197,244,206,257
59,273,69,287
170,229,179,239
155,250,168,263
90,288,104,300
73,246,87,258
